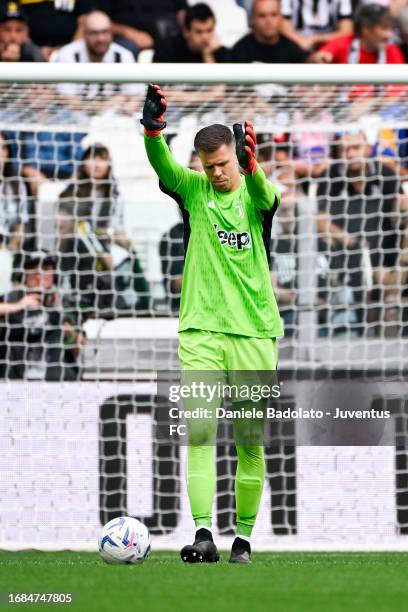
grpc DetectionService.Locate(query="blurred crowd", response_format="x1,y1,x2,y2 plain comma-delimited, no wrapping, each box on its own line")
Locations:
0,134,153,381
1,0,408,66
1,0,408,381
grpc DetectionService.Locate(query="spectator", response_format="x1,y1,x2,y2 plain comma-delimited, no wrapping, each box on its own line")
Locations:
60,143,127,243
377,189,408,336
270,189,298,337
359,0,407,19
223,0,308,63
0,132,29,253
20,0,95,61
258,130,327,190
159,212,184,314
0,252,85,380
0,1,43,62
57,203,119,318
143,0,187,39
317,131,400,333
280,0,353,52
311,4,405,63
0,290,41,316
290,109,332,186
97,0,187,56
257,132,295,183
52,11,142,105
257,133,275,178
153,3,226,63
7,100,83,248
397,5,408,61
94,2,152,57
58,144,150,314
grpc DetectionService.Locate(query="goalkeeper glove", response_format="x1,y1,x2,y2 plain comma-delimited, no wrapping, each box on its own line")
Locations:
233,121,258,176
140,83,167,136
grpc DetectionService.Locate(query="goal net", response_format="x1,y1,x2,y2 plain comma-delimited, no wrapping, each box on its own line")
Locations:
1,64,408,551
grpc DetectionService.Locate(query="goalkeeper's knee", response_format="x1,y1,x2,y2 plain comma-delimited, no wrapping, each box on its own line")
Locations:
187,419,217,446
236,445,265,475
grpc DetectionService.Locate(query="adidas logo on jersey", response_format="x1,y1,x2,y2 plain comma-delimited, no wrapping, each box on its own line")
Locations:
208,200,216,209
213,224,252,251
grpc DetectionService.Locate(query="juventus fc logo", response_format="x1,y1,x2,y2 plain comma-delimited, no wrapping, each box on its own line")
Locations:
235,202,244,219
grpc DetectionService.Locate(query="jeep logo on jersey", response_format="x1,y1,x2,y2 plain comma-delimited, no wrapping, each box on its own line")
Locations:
213,224,252,251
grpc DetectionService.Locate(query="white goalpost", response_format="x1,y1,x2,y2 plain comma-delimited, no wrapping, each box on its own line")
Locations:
2,62,408,83
1,63,408,551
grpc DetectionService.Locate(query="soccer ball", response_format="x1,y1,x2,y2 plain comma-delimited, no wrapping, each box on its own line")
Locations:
98,516,151,564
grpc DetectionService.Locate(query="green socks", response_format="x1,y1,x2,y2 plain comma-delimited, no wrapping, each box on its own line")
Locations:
187,445,215,530
187,444,265,536
235,445,265,537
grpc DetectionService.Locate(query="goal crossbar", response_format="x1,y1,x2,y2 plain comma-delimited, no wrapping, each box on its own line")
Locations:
1,62,408,84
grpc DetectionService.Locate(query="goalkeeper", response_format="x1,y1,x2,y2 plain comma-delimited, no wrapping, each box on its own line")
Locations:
142,85,283,564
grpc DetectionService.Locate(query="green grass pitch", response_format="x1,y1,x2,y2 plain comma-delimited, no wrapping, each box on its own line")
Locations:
1,551,408,612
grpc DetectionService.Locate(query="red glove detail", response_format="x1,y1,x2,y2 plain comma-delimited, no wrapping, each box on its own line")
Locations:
233,121,258,176
242,121,258,176
141,83,167,136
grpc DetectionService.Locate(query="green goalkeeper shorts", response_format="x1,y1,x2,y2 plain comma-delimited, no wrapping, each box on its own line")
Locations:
178,330,278,371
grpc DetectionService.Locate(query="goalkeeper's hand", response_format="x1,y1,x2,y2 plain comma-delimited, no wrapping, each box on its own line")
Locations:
141,83,167,136
233,121,258,176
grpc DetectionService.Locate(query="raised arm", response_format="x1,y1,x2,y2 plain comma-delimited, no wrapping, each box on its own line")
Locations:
233,121,280,211
142,84,195,196
244,165,280,211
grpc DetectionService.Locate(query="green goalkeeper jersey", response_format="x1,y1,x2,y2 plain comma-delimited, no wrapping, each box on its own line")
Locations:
145,134,284,339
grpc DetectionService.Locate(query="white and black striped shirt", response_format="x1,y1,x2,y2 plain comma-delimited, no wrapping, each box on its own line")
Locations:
281,0,352,35
0,179,28,244
52,40,143,98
